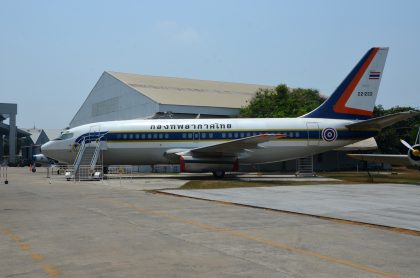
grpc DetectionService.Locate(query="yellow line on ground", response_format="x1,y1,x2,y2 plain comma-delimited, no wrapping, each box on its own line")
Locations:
109,200,404,278
19,243,31,250
10,234,21,241
31,253,44,262
0,223,62,276
42,265,62,277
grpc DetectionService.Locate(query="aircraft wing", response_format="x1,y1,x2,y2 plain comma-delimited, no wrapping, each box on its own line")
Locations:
184,134,286,157
347,154,412,166
346,111,420,131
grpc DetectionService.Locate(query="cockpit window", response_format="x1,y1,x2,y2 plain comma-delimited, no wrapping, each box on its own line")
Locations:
54,132,74,140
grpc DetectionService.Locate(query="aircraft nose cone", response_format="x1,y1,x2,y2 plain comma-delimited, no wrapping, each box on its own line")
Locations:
41,141,52,156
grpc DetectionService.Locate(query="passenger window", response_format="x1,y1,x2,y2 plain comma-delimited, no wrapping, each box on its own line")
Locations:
222,133,226,138
141,134,146,139
246,132,251,137
129,134,133,140
228,133,232,138
123,134,127,139
182,133,187,139
240,132,245,138
159,133,163,139
201,133,207,139
135,134,139,139
117,134,122,139
289,132,294,138
209,133,213,139
153,134,158,139
148,134,152,139
188,133,193,139
234,132,238,138
296,132,300,138
165,134,169,139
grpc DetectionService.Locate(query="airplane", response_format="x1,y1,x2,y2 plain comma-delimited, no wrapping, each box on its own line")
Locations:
30,154,59,173
348,131,420,168
41,47,420,178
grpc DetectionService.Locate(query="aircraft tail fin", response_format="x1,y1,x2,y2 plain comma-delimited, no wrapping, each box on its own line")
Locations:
302,47,389,120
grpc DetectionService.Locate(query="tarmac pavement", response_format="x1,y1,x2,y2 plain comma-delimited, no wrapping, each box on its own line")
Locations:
0,167,419,277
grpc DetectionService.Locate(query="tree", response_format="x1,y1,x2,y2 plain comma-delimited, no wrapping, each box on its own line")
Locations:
373,105,420,154
239,84,325,118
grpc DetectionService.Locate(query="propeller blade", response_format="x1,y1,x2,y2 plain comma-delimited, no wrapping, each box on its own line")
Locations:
400,139,414,151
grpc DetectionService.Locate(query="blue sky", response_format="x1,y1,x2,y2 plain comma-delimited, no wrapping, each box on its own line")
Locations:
1,0,419,128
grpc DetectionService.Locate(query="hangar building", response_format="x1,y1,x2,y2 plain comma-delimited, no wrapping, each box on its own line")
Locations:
70,71,271,128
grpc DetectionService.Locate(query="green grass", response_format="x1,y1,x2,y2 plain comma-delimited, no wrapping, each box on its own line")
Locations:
180,179,342,190
179,169,420,190
321,169,420,185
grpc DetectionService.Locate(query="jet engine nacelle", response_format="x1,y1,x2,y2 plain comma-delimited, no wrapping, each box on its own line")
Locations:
33,154,50,164
407,144,420,166
179,155,239,173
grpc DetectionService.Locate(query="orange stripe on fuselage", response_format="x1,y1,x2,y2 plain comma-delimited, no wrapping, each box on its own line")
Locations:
333,48,379,116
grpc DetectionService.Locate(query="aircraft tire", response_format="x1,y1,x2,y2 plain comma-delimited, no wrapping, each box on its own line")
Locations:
31,168,36,173
212,170,225,179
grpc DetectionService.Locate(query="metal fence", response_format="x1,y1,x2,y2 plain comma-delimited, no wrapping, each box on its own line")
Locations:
46,164,104,182
0,163,8,184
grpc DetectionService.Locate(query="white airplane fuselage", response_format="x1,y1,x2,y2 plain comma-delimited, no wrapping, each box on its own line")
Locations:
41,47,397,176
41,117,374,166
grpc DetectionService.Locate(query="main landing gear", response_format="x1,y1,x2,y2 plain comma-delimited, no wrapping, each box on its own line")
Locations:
212,170,225,179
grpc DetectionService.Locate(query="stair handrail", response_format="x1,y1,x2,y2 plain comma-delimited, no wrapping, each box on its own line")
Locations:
89,132,107,170
90,140,101,170
73,138,86,172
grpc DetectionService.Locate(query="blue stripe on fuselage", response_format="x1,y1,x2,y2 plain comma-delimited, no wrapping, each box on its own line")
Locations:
75,130,377,143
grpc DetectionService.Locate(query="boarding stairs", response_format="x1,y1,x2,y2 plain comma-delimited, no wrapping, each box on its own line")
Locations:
68,135,103,181
296,155,316,177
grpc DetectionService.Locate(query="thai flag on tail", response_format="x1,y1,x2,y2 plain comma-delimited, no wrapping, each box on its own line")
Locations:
369,71,381,80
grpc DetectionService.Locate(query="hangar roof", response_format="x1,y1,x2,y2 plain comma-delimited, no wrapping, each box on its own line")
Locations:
106,71,272,108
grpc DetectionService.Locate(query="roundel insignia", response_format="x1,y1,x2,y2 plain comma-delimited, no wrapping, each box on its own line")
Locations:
322,128,337,142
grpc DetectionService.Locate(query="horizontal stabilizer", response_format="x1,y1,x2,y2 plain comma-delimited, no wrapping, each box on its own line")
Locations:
347,154,411,166
346,111,420,131
336,137,377,151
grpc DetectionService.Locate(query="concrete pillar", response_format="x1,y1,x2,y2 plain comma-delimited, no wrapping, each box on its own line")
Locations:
9,113,17,164
1,103,18,165
0,135,4,160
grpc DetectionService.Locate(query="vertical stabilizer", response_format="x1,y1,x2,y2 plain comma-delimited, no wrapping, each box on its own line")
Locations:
303,47,389,120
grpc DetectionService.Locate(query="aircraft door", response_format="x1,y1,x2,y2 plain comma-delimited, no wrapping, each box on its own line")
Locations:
306,122,320,146
88,125,101,143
